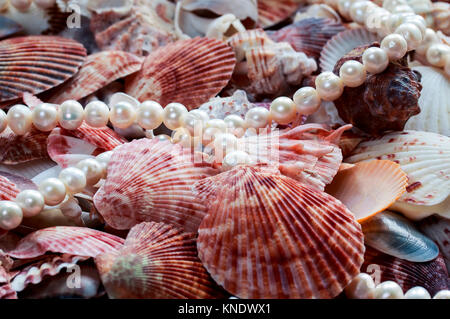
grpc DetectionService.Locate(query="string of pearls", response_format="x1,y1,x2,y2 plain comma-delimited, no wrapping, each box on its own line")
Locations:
345,273,450,299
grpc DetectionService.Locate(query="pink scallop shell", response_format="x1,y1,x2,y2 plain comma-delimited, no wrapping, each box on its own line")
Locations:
0,174,20,201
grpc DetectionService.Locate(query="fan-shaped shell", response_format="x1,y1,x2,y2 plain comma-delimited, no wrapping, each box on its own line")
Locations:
93,138,217,232
420,215,450,273
406,66,449,136
0,36,86,103
257,0,300,28
346,130,450,220
0,175,19,201
0,127,50,164
125,37,236,110
326,160,407,222
95,222,225,299
194,165,365,299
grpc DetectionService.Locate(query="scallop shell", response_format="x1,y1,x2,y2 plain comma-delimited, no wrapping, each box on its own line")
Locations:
0,36,86,103
93,138,217,232
7,226,125,259
95,222,226,299
420,215,450,273
294,4,341,23
405,66,449,136
0,15,23,40
47,51,143,104
320,28,380,71
257,0,300,28
326,160,407,222
346,130,450,221
0,175,20,201
125,37,236,110
194,165,365,299
361,211,439,262
362,246,449,296
267,18,346,60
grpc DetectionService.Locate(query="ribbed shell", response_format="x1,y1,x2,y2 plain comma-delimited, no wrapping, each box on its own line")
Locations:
257,0,300,28
93,138,217,232
195,165,365,299
95,222,226,299
7,226,125,259
48,51,143,104
125,37,236,109
0,175,19,201
0,36,86,103
326,160,407,222
0,127,50,164
420,215,450,273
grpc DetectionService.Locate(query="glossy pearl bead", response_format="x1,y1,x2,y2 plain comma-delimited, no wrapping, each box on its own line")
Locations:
339,60,367,87
416,28,439,56
245,107,271,129
224,114,246,138
374,281,404,299
433,290,450,299
213,133,238,158
85,101,110,128
337,0,356,19
349,1,374,24
155,134,171,142
0,109,7,133
76,158,103,186
395,23,423,50
270,97,297,125
426,43,450,67
0,201,23,230
222,151,252,170
171,127,192,148
32,103,58,132
7,104,32,135
59,100,85,130
381,34,408,61
189,109,210,124
10,0,32,12
362,47,389,74
110,101,137,129
59,167,87,194
39,178,67,206
382,0,407,11
15,189,45,218
182,112,204,136
96,151,113,174
404,287,431,299
137,101,164,130
344,273,375,299
315,72,344,101
293,87,321,115
163,103,188,130
403,15,427,37
203,119,227,145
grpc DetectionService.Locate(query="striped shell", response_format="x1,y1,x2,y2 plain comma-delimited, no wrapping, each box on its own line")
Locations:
346,131,450,220
95,222,226,299
195,165,365,299
420,215,450,273
0,127,49,164
257,0,300,28
93,138,217,232
0,174,20,201
0,36,86,103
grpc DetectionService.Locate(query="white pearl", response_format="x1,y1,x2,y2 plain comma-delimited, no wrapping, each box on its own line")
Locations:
381,34,408,61
395,23,423,50
337,0,356,19
10,0,32,12
382,0,407,11
404,287,431,299
96,151,113,175
163,103,188,130
345,273,376,299
39,178,67,206
315,72,344,101
189,110,210,123
350,1,375,24
15,189,45,218
85,101,110,128
222,151,252,170
416,28,439,56
59,167,87,194
224,114,246,138
171,127,192,148
386,13,405,33
137,101,164,130
293,87,321,115
270,97,297,125
203,119,227,145
403,15,427,37
58,100,85,130
433,290,450,299
245,107,271,129
182,112,204,136
0,109,7,133
365,8,389,33
34,0,56,9
0,201,23,230
426,44,450,67
76,158,103,186
374,281,404,299
7,104,32,135
392,4,414,14
213,133,238,159
32,103,58,132
362,47,389,74
155,134,171,142
110,101,137,129
339,60,367,87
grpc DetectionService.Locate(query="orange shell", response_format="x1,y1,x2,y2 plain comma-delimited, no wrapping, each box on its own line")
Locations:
95,222,226,299
195,165,365,299
326,160,408,222
125,37,236,110
0,127,50,164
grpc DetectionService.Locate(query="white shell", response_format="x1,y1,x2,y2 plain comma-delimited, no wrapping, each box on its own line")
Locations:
406,66,449,136
199,90,256,120
346,130,450,220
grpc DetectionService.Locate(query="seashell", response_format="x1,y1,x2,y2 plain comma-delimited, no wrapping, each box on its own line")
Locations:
337,130,364,158
267,18,346,60
406,0,433,15
47,51,143,104
320,28,380,72
428,2,450,36
294,4,341,23
205,14,246,41
0,159,57,180
7,226,125,259
333,43,422,136
125,37,236,110
93,138,217,232
89,0,176,56
198,90,256,120
0,15,23,40
346,130,450,220
0,283,16,299
419,215,450,273
194,165,365,299
0,175,20,201
0,231,22,252
257,0,300,28
326,160,407,222
0,36,86,103
361,211,439,262
95,222,226,299
362,246,449,296
405,66,449,136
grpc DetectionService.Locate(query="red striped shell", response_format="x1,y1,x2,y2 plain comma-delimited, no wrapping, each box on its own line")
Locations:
194,165,365,299
257,0,300,28
125,37,236,110
94,138,217,231
95,222,226,299
0,175,19,201
0,36,86,103
0,127,50,164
